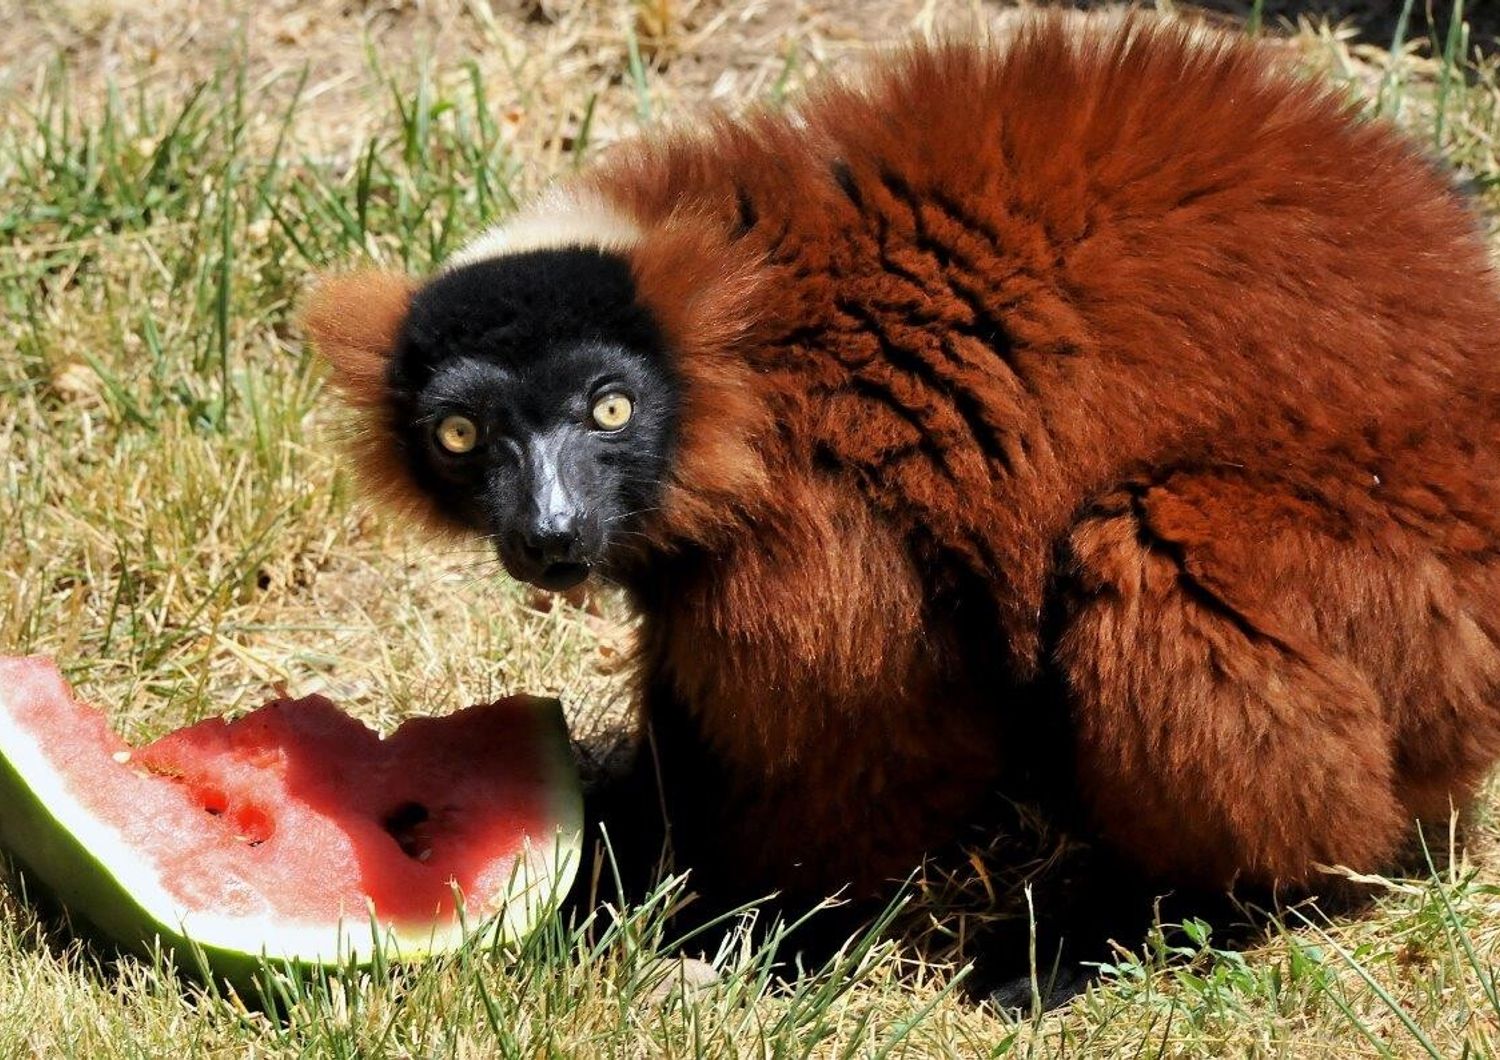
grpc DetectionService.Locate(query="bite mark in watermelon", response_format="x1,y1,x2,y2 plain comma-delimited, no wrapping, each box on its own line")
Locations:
0,656,582,983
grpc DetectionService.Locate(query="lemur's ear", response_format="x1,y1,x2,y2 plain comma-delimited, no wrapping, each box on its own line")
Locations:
299,270,414,406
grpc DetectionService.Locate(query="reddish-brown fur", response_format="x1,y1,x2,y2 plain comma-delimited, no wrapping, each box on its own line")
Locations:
306,15,1500,900
299,270,434,525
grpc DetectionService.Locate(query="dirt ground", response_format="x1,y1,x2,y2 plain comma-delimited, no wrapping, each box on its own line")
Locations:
5,1,1495,164
2,1,929,151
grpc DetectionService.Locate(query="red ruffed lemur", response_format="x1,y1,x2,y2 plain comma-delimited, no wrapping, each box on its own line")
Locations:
304,11,1500,998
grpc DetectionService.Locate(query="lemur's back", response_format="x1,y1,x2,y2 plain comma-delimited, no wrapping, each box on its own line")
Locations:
582,15,1500,672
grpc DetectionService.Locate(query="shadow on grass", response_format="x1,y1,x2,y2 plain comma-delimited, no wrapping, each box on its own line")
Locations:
899,799,1467,1013
1186,0,1500,50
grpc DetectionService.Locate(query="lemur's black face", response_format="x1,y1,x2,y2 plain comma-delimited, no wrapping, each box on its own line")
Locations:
389,248,679,591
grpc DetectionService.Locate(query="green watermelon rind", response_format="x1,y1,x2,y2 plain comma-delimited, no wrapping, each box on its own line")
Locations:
0,662,582,990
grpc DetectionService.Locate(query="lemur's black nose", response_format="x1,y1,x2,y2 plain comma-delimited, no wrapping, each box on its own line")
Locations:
520,518,585,567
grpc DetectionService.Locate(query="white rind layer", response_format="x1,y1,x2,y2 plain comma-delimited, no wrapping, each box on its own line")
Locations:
444,186,641,269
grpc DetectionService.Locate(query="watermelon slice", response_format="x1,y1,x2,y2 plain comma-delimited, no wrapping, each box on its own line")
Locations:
0,656,582,986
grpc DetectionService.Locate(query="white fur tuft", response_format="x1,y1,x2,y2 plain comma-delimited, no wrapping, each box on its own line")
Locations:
445,187,642,269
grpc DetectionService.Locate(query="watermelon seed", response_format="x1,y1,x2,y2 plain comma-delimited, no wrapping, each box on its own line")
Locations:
197,787,229,816
231,806,274,846
111,750,131,764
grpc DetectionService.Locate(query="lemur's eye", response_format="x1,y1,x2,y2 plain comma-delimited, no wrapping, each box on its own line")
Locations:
591,392,634,431
435,414,478,454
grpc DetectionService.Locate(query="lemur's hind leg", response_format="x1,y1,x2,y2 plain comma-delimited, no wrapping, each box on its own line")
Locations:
1057,500,1399,888
980,471,1421,1011
1053,469,1500,891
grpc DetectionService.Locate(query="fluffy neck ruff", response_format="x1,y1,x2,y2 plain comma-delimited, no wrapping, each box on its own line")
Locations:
618,222,774,555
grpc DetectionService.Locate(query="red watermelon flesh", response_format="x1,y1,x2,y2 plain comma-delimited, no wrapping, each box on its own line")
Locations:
0,656,582,975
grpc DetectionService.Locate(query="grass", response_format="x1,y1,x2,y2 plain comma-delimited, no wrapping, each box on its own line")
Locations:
1,0,1499,1054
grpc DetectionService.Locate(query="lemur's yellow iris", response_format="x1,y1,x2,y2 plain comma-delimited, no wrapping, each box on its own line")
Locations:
591,393,633,431
436,414,478,453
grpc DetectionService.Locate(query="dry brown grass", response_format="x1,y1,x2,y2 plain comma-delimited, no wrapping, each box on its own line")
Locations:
2,1,1499,1055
